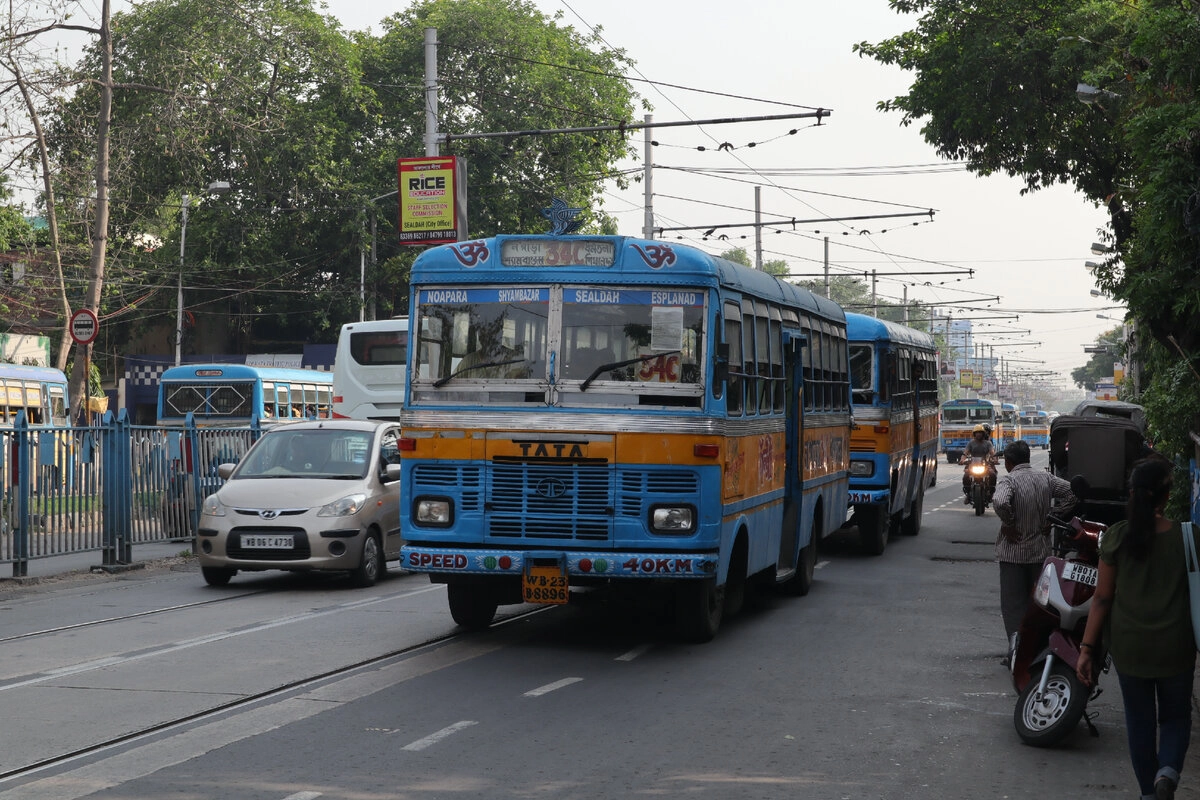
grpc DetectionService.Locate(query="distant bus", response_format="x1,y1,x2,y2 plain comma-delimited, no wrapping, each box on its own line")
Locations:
332,317,408,420
999,403,1019,450
1019,409,1050,449
845,314,939,555
0,364,69,426
157,364,333,427
940,397,1000,463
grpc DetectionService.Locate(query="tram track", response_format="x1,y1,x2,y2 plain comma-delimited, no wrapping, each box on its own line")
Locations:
0,593,548,787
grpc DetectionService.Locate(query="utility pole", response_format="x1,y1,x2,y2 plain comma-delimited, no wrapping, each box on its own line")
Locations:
642,114,653,239
754,186,763,269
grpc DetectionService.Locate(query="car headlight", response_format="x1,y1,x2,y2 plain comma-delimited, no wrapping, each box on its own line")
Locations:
849,461,873,477
317,493,368,517
415,498,452,526
650,505,696,534
201,493,226,517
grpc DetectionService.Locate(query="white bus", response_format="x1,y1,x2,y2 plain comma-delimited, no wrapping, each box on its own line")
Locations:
332,317,408,420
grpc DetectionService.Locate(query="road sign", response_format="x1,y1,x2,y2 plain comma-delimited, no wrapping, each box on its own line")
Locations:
70,308,98,345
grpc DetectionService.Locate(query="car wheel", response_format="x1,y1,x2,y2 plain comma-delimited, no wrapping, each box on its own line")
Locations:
350,532,383,588
202,566,236,587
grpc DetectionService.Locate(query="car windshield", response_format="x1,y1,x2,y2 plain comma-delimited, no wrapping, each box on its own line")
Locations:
234,429,374,479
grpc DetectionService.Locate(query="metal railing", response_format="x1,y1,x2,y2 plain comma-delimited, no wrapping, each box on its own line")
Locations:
0,410,261,577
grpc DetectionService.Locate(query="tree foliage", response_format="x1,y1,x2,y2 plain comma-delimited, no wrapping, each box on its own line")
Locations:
858,0,1200,469
42,0,640,362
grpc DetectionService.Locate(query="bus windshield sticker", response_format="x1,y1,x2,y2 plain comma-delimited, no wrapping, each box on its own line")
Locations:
651,306,684,351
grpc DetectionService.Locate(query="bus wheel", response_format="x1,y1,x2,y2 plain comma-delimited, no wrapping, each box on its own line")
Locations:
202,566,236,587
447,580,498,630
674,578,723,642
779,506,815,597
901,489,924,536
858,506,888,556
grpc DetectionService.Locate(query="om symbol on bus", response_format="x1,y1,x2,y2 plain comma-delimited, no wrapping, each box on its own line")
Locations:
638,354,680,383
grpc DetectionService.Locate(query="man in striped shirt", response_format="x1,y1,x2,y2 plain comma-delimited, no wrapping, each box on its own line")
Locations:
991,439,1077,661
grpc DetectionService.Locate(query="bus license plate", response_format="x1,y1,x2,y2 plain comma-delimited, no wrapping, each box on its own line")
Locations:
1062,562,1098,587
523,565,568,604
242,534,294,549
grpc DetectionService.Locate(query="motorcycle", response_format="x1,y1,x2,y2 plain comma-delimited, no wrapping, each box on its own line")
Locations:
963,456,994,516
1011,506,1108,747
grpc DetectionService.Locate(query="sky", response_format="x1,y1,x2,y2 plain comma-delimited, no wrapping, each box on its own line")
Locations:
78,0,1117,395
318,0,1118,395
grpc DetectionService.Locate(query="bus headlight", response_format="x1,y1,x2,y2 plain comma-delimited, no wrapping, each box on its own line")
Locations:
415,497,453,527
650,505,696,535
201,494,226,517
849,461,873,477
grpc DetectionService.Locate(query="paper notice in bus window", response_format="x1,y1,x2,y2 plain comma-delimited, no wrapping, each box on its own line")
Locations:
650,306,684,351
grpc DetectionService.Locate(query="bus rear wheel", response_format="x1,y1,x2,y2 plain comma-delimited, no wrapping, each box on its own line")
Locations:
674,578,723,642
858,505,888,556
901,489,924,536
447,580,498,630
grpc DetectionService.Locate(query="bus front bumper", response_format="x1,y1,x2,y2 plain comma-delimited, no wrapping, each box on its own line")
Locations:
400,546,719,580
848,489,889,506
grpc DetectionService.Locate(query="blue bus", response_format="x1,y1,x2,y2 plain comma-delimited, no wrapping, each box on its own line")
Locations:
999,403,1019,450
845,314,939,555
940,397,1001,463
0,364,70,426
156,364,333,427
398,230,851,641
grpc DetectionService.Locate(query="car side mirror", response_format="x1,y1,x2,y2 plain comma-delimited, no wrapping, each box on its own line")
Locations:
383,463,401,482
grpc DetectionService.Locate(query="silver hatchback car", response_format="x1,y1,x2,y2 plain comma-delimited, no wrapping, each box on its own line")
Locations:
196,420,402,587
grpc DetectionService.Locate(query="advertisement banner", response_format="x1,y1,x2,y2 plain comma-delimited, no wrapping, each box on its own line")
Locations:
959,369,974,389
397,156,468,246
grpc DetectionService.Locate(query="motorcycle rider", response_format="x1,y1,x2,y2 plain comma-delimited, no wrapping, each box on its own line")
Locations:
961,424,998,504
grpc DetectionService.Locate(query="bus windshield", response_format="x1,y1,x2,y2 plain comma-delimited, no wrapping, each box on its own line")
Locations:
411,285,705,406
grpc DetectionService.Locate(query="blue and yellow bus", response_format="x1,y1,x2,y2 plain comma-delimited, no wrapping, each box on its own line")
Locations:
1019,409,1050,449
0,364,70,426
845,314,939,555
999,403,1019,450
397,230,851,641
940,397,1000,463
157,364,333,427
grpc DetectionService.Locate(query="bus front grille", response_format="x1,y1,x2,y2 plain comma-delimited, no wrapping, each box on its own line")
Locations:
489,464,611,541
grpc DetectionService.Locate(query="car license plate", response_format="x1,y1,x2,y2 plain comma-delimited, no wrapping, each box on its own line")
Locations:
523,565,568,604
241,534,294,549
1062,562,1098,587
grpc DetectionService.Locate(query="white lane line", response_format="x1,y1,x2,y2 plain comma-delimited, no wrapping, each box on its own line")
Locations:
815,559,831,570
282,793,322,800
524,677,583,697
615,644,652,662
401,721,478,752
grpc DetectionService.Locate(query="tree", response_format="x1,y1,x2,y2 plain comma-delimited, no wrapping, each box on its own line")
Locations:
856,0,1200,494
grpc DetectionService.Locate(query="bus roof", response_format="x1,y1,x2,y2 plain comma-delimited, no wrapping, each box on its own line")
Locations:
844,312,935,350
411,235,845,323
0,364,68,382
158,364,332,383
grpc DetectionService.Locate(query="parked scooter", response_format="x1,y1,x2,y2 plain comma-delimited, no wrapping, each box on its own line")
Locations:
963,456,994,516
1011,490,1108,747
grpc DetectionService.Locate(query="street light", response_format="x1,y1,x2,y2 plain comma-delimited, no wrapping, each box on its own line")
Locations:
1085,260,1103,271
176,181,231,366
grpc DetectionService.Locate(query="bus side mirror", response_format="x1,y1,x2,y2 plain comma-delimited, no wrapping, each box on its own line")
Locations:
714,343,730,385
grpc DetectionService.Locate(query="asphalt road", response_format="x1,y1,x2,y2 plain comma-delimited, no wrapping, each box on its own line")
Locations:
0,449,1196,799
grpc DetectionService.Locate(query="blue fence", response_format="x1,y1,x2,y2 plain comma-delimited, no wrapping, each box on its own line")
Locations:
0,410,260,577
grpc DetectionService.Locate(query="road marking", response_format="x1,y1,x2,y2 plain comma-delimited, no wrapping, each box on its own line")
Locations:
815,559,831,570
615,644,652,662
524,677,583,697
401,721,478,752
283,793,322,800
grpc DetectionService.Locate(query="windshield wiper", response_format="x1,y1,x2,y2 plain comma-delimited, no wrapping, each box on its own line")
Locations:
433,358,526,388
581,350,681,392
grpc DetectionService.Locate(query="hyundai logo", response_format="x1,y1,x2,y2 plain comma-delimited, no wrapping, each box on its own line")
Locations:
258,510,280,520
534,477,568,499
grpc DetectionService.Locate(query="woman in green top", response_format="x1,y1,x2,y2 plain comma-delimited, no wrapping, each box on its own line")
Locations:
1077,456,1196,800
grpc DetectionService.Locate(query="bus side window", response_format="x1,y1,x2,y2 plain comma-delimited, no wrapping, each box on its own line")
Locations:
724,301,743,416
